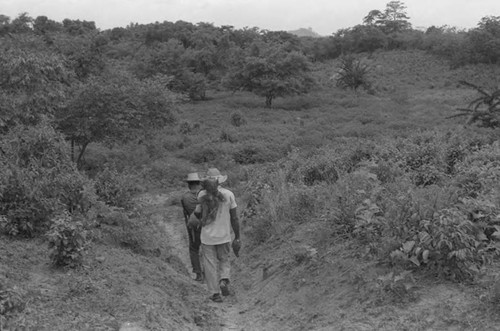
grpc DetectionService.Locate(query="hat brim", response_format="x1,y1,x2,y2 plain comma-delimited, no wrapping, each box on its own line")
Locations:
204,175,227,183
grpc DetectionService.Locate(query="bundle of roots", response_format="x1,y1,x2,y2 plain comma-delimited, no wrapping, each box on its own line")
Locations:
200,179,225,226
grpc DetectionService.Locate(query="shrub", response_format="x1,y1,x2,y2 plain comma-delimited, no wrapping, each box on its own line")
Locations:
242,170,313,243
106,212,169,257
331,169,381,236
219,129,238,143
244,215,274,245
178,120,200,135
391,208,490,281
55,171,98,214
230,111,247,127
335,55,372,92
178,142,225,164
233,143,284,164
300,156,339,186
0,122,97,237
369,161,402,184
94,167,137,208
143,157,195,187
0,282,25,326
47,213,88,268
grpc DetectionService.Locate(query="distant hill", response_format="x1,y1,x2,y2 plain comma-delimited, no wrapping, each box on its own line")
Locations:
288,27,322,38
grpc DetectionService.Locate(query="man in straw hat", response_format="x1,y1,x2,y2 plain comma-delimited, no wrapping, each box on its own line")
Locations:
192,168,240,303
181,172,204,282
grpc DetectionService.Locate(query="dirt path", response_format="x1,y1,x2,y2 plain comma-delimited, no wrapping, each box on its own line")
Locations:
136,191,248,331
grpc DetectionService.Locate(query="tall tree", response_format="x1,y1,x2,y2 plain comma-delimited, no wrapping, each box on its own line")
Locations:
363,1,411,33
383,1,411,33
224,43,314,107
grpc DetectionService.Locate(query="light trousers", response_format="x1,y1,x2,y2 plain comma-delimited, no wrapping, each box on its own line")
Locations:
201,243,231,294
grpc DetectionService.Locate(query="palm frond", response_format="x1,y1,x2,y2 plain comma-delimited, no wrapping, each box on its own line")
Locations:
459,80,490,97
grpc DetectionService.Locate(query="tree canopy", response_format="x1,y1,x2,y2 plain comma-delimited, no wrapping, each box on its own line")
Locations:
363,1,412,33
223,43,314,107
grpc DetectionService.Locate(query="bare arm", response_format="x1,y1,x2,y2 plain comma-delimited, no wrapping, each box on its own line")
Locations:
230,207,240,240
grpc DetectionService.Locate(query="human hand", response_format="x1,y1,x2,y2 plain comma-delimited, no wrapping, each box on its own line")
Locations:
187,214,201,228
232,239,241,257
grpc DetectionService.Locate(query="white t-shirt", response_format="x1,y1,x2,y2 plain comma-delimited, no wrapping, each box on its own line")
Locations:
195,187,237,245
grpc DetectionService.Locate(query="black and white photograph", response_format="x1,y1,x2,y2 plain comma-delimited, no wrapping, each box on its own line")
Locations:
1,0,500,330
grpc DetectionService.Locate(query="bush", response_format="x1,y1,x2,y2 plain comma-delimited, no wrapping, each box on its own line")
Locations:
142,158,195,187
241,131,500,283
106,212,168,257
178,120,200,135
299,156,339,186
243,169,328,244
0,122,97,237
331,169,381,236
47,213,88,268
0,282,25,326
219,129,238,143
233,143,283,164
391,208,490,281
178,141,225,164
230,111,247,127
335,55,372,91
94,167,138,208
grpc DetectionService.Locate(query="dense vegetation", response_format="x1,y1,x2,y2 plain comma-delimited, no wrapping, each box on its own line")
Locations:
1,2,500,329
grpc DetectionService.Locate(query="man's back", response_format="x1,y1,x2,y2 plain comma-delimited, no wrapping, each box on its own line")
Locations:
197,187,237,245
181,190,198,218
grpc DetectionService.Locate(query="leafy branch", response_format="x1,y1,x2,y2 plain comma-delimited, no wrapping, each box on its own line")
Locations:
448,80,500,128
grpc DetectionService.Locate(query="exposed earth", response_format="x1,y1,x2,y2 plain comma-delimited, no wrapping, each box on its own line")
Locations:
5,187,500,330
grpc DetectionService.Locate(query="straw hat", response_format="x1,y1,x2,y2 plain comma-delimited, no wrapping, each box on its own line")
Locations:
185,172,201,182
203,168,227,183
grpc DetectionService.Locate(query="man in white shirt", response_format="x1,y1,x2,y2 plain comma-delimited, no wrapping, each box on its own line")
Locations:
193,168,240,303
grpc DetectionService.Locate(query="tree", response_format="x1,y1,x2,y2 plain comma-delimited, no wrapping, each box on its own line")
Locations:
56,72,178,165
33,15,63,35
133,38,207,99
468,16,500,64
336,25,388,53
0,120,96,237
363,1,411,33
224,43,314,107
53,33,107,80
10,12,33,33
0,44,71,131
384,1,412,33
62,19,96,35
363,10,383,25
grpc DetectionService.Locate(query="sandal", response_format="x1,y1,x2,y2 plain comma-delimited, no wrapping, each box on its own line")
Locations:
194,273,204,282
220,279,230,296
209,293,223,303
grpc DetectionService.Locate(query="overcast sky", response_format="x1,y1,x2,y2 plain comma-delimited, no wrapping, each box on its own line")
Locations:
1,0,499,35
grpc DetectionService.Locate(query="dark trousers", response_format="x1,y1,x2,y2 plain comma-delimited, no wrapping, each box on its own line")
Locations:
186,224,202,274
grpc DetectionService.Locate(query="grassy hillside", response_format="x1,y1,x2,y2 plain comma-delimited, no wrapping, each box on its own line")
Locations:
2,50,500,330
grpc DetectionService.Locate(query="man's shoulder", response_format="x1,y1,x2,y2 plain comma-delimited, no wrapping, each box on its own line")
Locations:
218,187,234,197
181,191,198,202
181,191,192,199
